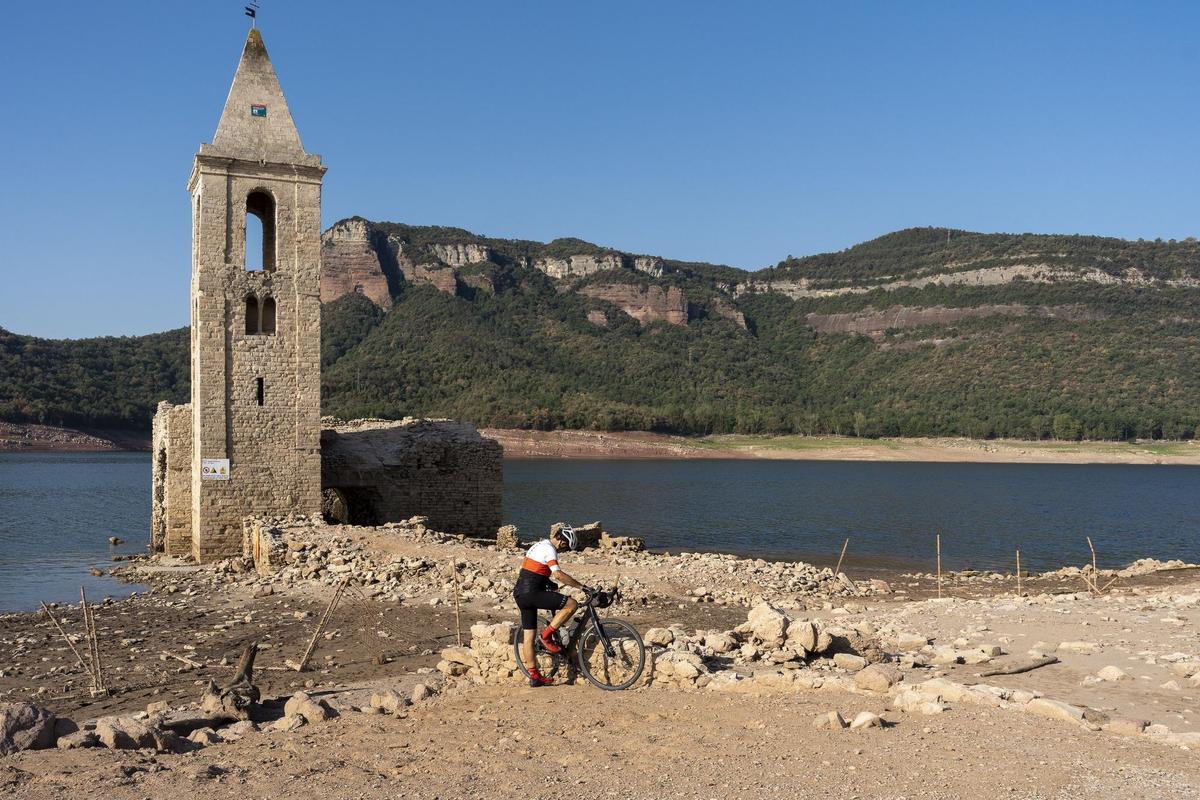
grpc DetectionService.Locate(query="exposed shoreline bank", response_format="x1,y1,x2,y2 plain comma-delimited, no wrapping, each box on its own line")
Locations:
484,428,1200,466
5,421,1199,466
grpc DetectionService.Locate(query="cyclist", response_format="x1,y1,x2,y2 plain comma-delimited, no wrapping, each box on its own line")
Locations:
513,524,589,687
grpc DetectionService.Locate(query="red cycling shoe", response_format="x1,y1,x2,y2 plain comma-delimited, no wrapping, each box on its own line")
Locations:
539,626,563,655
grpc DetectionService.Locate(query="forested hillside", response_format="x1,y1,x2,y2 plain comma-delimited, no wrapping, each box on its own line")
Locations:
4,225,1199,441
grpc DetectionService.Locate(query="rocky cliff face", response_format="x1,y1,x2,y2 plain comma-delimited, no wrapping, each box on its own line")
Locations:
320,219,393,309
736,262,1200,300
431,243,492,268
580,284,688,326
534,253,625,280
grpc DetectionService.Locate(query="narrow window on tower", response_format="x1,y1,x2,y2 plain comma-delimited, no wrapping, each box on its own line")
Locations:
245,295,259,334
245,190,276,271
256,378,264,406
261,297,277,334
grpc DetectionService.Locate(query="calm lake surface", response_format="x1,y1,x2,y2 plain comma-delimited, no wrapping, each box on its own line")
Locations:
2,452,1199,612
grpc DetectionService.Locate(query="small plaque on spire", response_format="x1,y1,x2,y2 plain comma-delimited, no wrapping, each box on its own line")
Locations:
251,104,267,117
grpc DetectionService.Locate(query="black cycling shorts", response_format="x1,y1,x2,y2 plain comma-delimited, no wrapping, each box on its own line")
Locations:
514,589,567,630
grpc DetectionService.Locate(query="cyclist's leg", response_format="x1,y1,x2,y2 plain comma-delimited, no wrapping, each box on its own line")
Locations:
520,628,537,671
548,595,577,629
518,604,538,670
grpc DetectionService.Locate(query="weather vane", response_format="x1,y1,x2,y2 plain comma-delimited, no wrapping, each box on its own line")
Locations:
244,1,260,27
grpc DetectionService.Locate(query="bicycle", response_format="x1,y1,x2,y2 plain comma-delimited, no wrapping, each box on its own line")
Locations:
512,586,646,690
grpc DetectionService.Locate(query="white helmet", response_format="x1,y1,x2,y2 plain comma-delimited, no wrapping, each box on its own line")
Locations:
556,524,578,551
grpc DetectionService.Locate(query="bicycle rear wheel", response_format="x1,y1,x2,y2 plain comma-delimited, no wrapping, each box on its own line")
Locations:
577,619,645,690
511,614,567,683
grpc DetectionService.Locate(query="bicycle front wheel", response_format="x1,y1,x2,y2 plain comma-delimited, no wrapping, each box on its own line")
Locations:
577,619,645,691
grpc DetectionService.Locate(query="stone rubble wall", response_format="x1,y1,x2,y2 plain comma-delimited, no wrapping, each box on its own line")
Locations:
320,417,503,538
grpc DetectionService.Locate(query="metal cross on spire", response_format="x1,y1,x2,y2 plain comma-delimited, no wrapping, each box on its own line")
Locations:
244,1,260,27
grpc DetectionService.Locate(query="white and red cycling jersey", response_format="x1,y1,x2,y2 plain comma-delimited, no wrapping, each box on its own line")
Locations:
520,539,561,578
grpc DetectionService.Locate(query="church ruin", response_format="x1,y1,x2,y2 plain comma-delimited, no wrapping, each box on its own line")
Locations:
151,28,501,562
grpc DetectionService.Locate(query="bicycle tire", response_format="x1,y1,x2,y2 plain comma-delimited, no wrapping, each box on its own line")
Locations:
511,614,567,683
577,619,645,691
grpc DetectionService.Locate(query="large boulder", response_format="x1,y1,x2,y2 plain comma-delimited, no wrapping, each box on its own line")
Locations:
283,692,332,723
853,664,900,693
95,716,161,751
0,703,57,755
645,628,675,648
743,603,788,648
786,620,819,655
703,632,738,655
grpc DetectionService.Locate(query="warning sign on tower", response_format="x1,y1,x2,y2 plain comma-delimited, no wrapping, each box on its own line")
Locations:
201,458,231,480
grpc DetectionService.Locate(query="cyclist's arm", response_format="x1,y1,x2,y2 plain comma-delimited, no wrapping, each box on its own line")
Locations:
553,569,585,591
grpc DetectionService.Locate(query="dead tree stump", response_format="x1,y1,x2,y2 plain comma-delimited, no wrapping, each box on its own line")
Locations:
200,642,261,722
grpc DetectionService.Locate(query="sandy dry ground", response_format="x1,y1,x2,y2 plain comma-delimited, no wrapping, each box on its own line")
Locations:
484,428,1200,465
5,679,1200,800
2,531,1198,799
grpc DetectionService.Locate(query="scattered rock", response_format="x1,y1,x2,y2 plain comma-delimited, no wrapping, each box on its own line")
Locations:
833,653,868,673
56,730,100,750
645,628,675,648
1096,665,1131,682
283,691,332,723
1105,718,1149,737
812,711,848,730
270,714,306,732
853,664,900,693
849,711,884,729
0,703,56,755
95,716,161,751
370,689,410,714
187,728,222,746
1025,698,1086,725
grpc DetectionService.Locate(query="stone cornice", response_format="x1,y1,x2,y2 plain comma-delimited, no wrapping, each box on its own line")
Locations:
188,151,326,192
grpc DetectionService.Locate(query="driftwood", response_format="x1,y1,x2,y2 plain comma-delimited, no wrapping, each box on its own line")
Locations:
161,650,202,669
978,656,1059,677
200,642,260,721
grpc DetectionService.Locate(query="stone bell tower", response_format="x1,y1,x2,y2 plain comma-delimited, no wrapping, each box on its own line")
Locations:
185,27,324,562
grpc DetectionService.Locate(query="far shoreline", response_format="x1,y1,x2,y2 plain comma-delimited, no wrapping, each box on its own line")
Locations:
4,421,1198,466
482,428,1200,466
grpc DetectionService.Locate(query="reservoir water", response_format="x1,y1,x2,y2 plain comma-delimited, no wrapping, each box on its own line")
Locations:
2,452,1198,612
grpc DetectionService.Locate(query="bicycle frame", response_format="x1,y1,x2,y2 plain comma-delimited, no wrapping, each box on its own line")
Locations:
555,594,617,658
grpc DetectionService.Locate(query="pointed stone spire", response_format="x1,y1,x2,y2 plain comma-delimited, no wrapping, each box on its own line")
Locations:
208,28,309,163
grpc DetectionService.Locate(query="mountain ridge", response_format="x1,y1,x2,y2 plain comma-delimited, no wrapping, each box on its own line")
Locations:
3,222,1198,441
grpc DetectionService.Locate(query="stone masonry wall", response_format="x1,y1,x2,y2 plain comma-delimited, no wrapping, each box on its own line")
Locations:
320,418,503,537
151,402,194,556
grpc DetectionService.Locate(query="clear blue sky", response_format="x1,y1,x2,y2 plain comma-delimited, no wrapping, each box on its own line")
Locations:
1,1,1197,338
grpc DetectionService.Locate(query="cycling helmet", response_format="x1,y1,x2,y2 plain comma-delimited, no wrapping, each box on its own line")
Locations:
555,524,578,551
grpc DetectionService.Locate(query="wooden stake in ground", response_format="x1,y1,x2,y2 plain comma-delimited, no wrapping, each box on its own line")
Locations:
291,579,347,672
1085,536,1101,594
936,534,943,599
452,562,463,647
834,537,850,577
1016,550,1022,596
40,602,92,679
79,587,106,696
